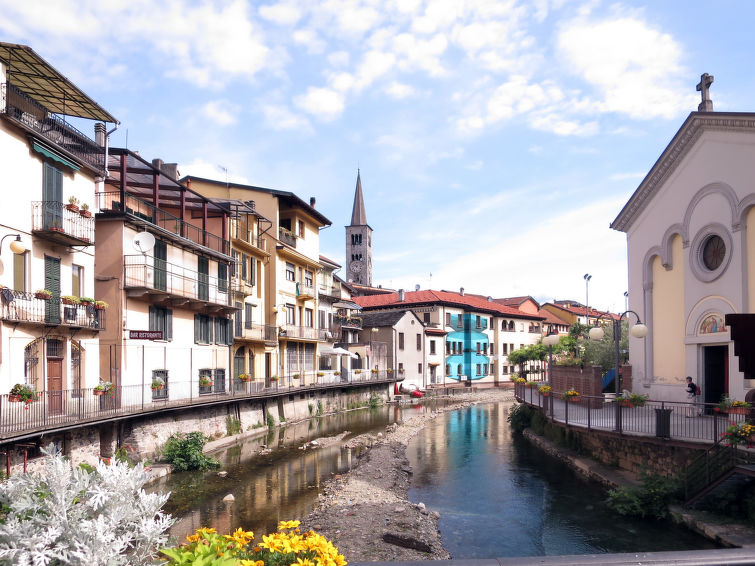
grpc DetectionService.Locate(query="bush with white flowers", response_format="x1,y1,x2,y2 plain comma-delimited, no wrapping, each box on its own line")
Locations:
0,444,173,565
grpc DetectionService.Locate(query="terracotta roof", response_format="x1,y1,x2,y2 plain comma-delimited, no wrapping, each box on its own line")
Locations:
354,290,544,320
538,308,571,326
350,283,396,296
319,254,341,268
544,302,619,321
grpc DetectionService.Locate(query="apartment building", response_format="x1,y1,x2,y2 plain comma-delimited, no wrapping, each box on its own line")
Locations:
0,42,116,398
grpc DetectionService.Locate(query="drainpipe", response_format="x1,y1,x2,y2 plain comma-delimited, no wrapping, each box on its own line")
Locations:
102,122,120,178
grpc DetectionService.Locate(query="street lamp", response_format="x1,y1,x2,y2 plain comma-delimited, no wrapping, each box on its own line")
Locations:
542,329,560,417
1,233,27,255
589,310,648,432
583,274,592,325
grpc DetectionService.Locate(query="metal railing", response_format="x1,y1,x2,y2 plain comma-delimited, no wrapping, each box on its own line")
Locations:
2,82,104,171
0,290,105,330
0,373,397,438
515,382,749,445
31,201,95,244
280,325,321,340
97,192,229,255
124,254,232,306
279,227,297,247
240,323,278,342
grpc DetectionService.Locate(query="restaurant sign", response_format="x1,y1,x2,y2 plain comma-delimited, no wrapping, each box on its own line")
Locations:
129,330,163,340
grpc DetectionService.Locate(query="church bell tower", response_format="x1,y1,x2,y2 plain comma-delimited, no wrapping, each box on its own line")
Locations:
345,170,373,285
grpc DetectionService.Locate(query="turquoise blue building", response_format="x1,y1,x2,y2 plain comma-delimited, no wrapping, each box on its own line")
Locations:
445,313,490,381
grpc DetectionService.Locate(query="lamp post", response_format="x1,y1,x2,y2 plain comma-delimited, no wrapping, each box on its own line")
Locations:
542,329,560,417
589,311,648,433
583,273,592,325
1,233,27,255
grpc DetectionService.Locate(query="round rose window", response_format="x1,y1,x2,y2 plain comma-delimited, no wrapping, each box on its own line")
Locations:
702,234,726,271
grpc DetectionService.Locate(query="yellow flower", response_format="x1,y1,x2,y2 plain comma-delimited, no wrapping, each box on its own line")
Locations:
186,533,201,543
239,561,265,566
295,558,316,566
224,527,254,545
278,520,301,530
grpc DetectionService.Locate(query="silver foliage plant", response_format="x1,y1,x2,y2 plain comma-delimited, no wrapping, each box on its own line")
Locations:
0,444,173,565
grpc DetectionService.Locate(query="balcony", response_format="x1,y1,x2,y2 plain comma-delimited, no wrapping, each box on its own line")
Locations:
97,192,229,256
2,83,104,172
334,314,362,329
279,227,297,248
123,255,232,308
31,202,94,246
318,282,341,299
0,291,105,330
296,282,315,300
280,325,321,340
241,323,278,343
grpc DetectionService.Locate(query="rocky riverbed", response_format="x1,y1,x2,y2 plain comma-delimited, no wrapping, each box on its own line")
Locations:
300,388,515,562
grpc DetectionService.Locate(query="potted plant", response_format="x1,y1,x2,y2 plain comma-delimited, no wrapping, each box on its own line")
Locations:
34,289,52,300
721,422,755,446
270,375,279,382
387,369,393,375
716,395,752,415
292,373,300,379
79,202,92,218
61,295,80,305
525,380,538,388
354,369,361,374
237,373,251,382
79,297,95,307
538,385,552,397
333,371,341,376
151,377,165,391
371,368,378,374
513,377,526,384
9,383,36,403
199,376,213,388
93,381,114,396
66,196,80,212
316,371,325,377
616,392,649,408
94,300,108,310
561,388,580,402
50,220,64,233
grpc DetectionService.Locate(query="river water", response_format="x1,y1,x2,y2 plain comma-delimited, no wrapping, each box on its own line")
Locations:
154,400,717,556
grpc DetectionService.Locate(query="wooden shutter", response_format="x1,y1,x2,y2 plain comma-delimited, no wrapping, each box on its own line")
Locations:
44,255,61,323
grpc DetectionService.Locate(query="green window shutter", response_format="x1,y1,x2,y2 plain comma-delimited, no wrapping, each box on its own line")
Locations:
194,314,200,343
208,315,213,344
241,253,248,281
149,306,156,331
166,309,173,340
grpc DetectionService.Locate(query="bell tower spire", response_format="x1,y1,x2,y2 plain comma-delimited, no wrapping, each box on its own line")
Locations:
345,169,373,285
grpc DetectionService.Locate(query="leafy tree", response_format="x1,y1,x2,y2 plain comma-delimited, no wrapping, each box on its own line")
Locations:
582,320,628,374
161,431,220,471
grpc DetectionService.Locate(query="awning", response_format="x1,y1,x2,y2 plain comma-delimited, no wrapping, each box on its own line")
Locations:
333,347,359,358
333,301,362,310
319,346,358,358
319,346,336,355
31,140,80,171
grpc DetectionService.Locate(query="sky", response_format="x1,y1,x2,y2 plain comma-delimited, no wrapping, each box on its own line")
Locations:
3,1,755,313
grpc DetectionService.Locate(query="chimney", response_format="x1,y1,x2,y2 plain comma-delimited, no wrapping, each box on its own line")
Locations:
163,163,179,180
152,158,164,171
460,287,465,296
415,284,420,291
94,123,106,146
398,289,405,302
310,197,316,208
487,296,492,302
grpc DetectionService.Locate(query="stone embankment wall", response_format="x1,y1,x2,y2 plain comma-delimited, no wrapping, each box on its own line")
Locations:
8,386,388,475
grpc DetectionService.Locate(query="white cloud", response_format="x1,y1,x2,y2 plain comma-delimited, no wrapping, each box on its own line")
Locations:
292,29,326,54
328,51,350,67
201,100,239,126
262,104,312,131
295,87,345,120
258,2,303,26
384,81,415,99
609,171,645,182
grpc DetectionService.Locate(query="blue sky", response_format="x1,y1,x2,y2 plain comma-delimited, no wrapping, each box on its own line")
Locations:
3,1,755,312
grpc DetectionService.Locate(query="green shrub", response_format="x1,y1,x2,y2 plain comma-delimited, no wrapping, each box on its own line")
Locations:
226,416,242,436
266,411,276,429
161,432,219,471
316,400,324,416
507,403,533,433
368,393,381,408
606,471,682,519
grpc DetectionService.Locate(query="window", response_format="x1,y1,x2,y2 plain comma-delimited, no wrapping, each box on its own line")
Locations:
194,314,212,344
213,368,226,393
457,364,462,375
149,306,172,340
198,256,209,301
351,233,362,245
234,301,242,336
446,341,451,355
502,343,508,355
476,363,481,375
13,252,26,292
398,362,404,373
483,343,488,355
510,343,514,353
476,315,481,328
490,343,495,355
241,253,248,281
231,250,239,277
446,312,451,326
430,340,436,355
398,332,404,350
476,343,481,354
318,310,326,330
305,270,313,288
457,316,462,328
72,264,82,297
423,313,430,323
42,163,63,231
503,366,509,374
285,262,295,281
418,363,422,374
249,256,256,286
416,333,421,350
245,304,253,329
218,262,228,292
298,220,305,238
286,304,296,325
199,369,213,394
234,347,245,378
305,308,313,327
152,370,168,399
483,363,488,375
446,364,450,375
215,317,232,345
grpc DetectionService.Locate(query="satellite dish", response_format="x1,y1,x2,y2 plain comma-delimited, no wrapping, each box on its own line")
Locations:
132,232,156,254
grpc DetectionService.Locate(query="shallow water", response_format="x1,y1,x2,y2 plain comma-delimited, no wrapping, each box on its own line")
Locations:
406,402,720,558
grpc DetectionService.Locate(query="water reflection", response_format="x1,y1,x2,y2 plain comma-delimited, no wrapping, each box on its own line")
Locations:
407,402,719,558
154,404,429,541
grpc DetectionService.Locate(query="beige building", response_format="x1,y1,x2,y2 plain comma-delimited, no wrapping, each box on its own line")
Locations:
613,75,755,404
0,42,117,398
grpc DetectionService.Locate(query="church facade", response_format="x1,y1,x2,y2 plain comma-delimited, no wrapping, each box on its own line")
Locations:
613,75,755,405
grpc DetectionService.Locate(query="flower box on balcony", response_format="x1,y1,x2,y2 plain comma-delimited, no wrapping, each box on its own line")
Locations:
34,289,52,300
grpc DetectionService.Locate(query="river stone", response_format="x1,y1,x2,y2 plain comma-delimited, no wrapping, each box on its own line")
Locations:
222,493,235,502
217,471,227,477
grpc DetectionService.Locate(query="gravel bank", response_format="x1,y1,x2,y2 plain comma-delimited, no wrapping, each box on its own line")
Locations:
300,388,515,563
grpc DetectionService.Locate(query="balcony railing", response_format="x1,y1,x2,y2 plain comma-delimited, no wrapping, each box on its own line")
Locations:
242,323,278,342
280,325,321,340
2,83,104,171
31,201,95,245
334,314,362,329
318,283,341,299
97,192,229,256
279,227,297,247
0,291,105,330
231,222,265,251
124,255,231,307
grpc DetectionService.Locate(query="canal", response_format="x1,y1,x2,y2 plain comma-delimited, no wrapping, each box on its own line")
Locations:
154,400,718,557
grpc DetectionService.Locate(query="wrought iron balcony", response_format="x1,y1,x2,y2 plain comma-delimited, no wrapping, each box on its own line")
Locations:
279,227,297,247
124,255,232,307
241,323,278,342
0,290,105,330
31,201,95,246
279,325,321,340
2,83,104,171
97,192,229,256
334,314,362,329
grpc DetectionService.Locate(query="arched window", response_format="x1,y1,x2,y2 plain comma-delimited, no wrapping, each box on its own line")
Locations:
24,338,42,390
248,350,255,378
234,346,246,377
457,364,462,376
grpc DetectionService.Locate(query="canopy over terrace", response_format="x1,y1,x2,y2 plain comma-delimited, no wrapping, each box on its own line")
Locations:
100,148,234,257
0,42,117,123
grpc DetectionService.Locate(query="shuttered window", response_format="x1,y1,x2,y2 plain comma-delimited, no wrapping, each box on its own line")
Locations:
149,306,173,340
194,314,212,344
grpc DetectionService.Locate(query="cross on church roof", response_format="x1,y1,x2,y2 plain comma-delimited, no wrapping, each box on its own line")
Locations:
696,73,714,112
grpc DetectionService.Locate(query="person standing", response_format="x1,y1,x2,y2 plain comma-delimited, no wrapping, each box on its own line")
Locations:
685,376,700,416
